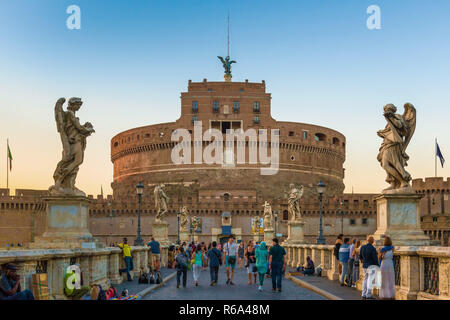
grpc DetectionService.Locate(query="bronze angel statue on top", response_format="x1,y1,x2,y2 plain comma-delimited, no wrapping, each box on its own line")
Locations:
49,98,95,197
218,56,236,76
377,103,416,193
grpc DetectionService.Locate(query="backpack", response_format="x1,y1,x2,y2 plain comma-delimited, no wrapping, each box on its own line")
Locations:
333,243,341,259
105,287,117,300
149,273,155,284
97,285,107,300
138,270,149,284
177,253,188,269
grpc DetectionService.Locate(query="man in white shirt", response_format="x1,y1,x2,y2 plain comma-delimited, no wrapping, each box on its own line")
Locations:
224,236,238,285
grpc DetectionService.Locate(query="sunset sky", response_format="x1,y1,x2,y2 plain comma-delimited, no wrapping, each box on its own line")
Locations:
0,0,449,196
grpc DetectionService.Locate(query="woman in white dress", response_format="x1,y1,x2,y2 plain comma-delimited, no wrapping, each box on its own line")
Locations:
378,236,395,299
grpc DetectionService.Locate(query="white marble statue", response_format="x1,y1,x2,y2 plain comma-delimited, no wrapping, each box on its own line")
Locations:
154,184,170,222
288,184,304,221
262,201,273,229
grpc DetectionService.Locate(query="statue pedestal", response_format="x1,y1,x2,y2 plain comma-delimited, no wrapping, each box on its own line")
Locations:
224,74,232,82
179,230,190,243
284,220,306,245
30,196,100,249
264,228,274,243
371,193,431,246
152,221,170,246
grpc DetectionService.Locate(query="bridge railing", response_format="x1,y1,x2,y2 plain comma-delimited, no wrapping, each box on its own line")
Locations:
0,245,168,300
284,243,450,300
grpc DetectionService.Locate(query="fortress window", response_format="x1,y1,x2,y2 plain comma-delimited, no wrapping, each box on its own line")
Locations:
314,133,326,142
213,100,219,113
192,116,198,124
233,101,239,113
333,137,340,145
253,101,260,113
303,131,308,139
420,217,424,222
283,210,289,221
114,142,118,147
350,219,356,225
289,131,294,137
145,134,150,138
362,218,368,225
290,155,295,161
253,116,260,124
192,101,198,113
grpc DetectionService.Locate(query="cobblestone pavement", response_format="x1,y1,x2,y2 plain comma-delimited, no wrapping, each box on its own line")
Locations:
143,266,325,300
115,267,173,296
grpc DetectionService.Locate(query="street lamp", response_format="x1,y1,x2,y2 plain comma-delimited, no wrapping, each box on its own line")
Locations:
176,210,181,245
316,181,326,245
339,201,344,235
274,210,278,237
134,181,144,246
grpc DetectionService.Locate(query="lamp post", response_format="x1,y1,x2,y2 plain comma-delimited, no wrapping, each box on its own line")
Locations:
339,201,344,235
316,181,326,245
274,210,278,237
134,182,144,246
177,210,181,245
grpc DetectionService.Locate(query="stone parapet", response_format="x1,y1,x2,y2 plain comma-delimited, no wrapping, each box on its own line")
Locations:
284,243,450,300
0,245,168,300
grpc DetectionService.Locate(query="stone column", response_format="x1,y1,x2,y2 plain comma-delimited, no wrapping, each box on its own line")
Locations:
319,245,332,277
48,253,72,299
108,249,122,285
264,228,274,243
131,247,141,277
296,246,305,270
311,245,321,273
394,247,420,300
30,196,99,249
372,193,430,246
152,221,170,246
327,251,340,281
284,220,306,245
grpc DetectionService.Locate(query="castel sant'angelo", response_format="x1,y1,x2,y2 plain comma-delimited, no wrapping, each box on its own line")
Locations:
0,58,449,247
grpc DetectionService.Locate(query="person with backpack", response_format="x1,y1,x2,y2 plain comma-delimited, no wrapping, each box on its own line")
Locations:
338,238,351,286
175,246,189,289
333,234,343,276
207,241,222,286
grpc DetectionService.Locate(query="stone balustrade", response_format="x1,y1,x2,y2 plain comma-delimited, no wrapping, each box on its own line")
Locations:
0,245,168,300
284,243,450,300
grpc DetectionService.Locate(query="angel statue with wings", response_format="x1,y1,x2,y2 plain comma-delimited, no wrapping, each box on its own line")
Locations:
49,98,95,197
179,206,189,232
377,103,416,193
262,201,273,229
154,184,170,222
288,184,304,221
217,56,236,76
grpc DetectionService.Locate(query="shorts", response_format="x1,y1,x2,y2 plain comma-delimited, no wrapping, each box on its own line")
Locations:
151,253,160,265
247,263,257,274
226,256,237,269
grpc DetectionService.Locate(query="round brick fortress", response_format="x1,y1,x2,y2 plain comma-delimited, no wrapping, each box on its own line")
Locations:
111,79,346,201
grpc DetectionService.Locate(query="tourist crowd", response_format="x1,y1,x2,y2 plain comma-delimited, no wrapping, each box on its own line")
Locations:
330,233,396,300
173,236,286,293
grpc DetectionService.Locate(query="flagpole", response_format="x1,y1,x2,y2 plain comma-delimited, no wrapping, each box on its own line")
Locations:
6,138,9,191
435,138,437,178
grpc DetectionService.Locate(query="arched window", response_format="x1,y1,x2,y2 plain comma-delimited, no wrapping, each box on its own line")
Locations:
314,133,326,142
332,137,340,145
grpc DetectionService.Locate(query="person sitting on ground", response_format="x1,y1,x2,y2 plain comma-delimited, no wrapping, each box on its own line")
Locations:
299,256,315,276
0,264,35,300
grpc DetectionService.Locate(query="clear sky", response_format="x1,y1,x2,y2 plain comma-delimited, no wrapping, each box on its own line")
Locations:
0,0,449,196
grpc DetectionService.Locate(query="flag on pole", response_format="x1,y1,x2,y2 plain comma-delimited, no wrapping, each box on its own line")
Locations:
436,141,445,168
7,142,12,171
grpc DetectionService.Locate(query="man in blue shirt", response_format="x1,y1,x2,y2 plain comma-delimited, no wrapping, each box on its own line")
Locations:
338,238,351,286
207,241,222,286
147,237,161,272
360,236,379,299
0,264,34,300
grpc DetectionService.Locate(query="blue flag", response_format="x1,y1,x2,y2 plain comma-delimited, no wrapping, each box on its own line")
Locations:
436,142,445,168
